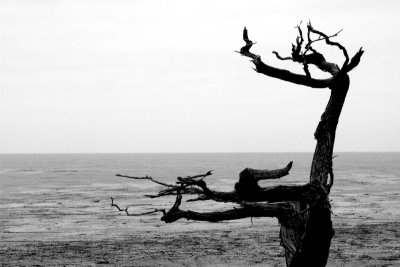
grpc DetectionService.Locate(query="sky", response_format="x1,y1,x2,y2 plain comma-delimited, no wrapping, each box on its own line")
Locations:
0,0,399,153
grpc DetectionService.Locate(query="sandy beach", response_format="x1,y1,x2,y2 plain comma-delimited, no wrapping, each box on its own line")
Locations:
1,166,400,267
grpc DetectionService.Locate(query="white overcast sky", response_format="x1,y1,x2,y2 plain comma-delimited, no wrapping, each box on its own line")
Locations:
1,0,399,153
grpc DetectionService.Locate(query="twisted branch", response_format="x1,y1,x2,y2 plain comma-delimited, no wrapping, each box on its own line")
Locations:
270,21,363,78
307,22,349,69
111,197,166,217
160,193,297,223
238,27,333,88
112,162,330,223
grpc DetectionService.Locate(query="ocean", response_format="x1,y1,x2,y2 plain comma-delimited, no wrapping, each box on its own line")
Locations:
1,152,399,225
1,152,399,192
0,153,399,265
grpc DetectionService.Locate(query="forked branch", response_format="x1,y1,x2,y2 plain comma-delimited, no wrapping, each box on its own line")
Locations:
238,27,333,88
307,22,349,69
111,197,166,217
115,163,307,204
240,22,364,88
112,162,330,223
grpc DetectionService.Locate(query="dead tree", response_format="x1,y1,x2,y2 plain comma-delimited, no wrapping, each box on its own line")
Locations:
112,22,364,267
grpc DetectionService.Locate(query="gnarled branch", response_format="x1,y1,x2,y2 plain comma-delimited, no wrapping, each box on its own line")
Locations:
114,163,329,219
240,161,293,182
235,161,293,198
246,21,364,86
238,27,333,88
343,47,364,73
160,193,297,223
273,22,342,76
307,22,349,70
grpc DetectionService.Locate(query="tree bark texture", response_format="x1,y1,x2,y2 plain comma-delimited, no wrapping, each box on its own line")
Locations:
280,75,350,266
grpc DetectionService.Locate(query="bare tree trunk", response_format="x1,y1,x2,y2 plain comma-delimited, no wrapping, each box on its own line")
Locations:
280,74,349,266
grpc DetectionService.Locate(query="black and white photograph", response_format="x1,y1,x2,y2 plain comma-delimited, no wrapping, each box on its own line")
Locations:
1,0,399,266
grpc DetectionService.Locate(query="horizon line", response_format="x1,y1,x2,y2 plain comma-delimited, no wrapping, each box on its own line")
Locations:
1,151,399,155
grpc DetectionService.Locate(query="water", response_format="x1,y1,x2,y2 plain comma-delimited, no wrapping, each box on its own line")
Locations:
0,153,399,236
1,152,399,190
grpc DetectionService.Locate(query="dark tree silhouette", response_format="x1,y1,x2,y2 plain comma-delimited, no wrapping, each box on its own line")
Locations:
112,22,364,267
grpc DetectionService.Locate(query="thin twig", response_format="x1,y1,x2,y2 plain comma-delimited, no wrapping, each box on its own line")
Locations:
110,197,125,211
305,29,343,49
116,174,176,187
272,51,293,61
110,197,166,217
307,22,349,69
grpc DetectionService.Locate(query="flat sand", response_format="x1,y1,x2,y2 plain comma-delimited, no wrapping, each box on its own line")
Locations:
1,172,400,266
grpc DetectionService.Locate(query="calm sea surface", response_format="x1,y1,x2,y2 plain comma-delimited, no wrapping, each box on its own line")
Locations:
1,153,399,192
